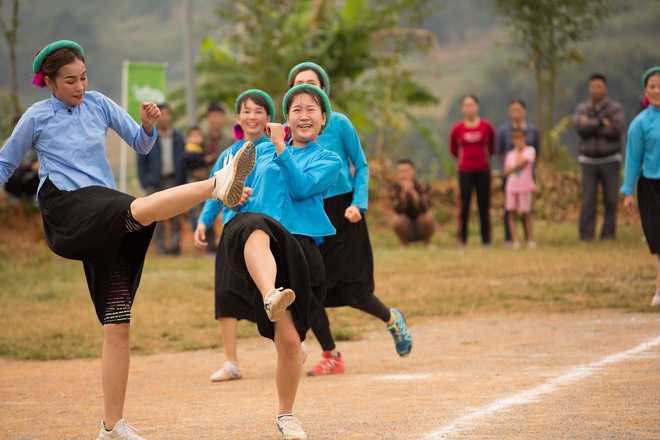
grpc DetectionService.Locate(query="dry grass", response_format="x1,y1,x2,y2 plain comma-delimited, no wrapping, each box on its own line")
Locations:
0,213,656,360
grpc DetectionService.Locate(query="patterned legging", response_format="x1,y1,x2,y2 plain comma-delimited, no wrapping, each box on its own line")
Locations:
102,209,145,324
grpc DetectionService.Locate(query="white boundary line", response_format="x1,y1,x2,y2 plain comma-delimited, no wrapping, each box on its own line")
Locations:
421,334,660,439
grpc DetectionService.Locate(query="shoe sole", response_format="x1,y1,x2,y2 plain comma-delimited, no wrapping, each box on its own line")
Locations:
266,289,295,322
217,141,256,207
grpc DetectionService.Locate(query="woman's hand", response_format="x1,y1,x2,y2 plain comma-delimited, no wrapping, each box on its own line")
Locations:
193,222,208,249
140,102,161,135
267,123,286,155
344,205,362,223
623,195,636,216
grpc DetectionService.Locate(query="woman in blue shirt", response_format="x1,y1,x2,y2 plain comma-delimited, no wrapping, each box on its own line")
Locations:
220,84,340,439
287,62,413,377
193,89,274,383
0,40,237,440
621,66,660,307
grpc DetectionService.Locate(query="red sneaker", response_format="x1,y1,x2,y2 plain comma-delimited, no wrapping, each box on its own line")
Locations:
306,351,345,376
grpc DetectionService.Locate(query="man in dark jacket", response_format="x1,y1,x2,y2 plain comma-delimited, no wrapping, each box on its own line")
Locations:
572,73,625,241
137,103,186,254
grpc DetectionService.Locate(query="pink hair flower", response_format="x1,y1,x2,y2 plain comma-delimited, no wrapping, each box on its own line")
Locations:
233,123,244,140
32,72,46,88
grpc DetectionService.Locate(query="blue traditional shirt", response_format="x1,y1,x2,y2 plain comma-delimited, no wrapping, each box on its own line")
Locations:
621,105,660,195
316,111,369,210
0,91,157,195
198,135,270,228
234,140,342,243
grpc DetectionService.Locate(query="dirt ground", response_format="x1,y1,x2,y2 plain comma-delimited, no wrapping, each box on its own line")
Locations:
1,309,659,440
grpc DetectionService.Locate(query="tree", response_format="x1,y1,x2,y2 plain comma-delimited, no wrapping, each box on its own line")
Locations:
494,0,618,161
0,0,21,120
192,0,440,166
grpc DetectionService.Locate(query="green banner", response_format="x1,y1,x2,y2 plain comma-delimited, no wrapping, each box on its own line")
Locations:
124,62,167,123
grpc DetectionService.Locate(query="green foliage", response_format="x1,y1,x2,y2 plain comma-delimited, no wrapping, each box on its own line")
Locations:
0,87,14,138
493,0,622,162
189,0,441,164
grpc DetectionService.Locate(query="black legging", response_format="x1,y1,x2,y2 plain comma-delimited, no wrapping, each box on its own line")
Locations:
458,170,491,245
311,295,391,352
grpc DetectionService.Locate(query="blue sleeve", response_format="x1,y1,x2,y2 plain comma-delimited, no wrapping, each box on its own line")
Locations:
99,92,157,154
340,117,369,210
275,149,341,200
620,118,644,195
0,114,36,186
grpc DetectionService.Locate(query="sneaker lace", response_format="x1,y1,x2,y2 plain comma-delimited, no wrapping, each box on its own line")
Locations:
313,356,339,374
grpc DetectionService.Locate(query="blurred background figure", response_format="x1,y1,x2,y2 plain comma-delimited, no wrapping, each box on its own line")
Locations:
572,73,625,242
204,102,233,166
388,159,436,248
137,103,186,255
496,99,540,247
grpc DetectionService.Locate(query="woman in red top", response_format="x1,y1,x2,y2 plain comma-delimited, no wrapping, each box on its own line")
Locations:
449,94,496,245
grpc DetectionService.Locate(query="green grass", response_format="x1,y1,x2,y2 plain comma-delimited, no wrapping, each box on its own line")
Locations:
0,220,656,360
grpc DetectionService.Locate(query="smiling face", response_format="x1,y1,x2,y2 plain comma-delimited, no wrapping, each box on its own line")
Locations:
286,91,326,146
237,98,271,141
45,58,87,107
645,74,660,108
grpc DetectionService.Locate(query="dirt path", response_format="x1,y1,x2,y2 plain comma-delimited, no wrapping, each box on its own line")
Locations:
1,310,659,439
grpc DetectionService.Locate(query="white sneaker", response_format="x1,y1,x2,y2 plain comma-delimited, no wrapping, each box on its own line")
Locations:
97,419,145,440
264,287,295,322
211,141,256,206
651,293,660,307
276,415,307,439
210,360,243,382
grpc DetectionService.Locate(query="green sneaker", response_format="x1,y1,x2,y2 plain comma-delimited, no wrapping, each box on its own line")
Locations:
387,308,412,357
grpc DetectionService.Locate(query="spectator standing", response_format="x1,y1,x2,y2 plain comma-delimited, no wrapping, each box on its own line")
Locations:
620,67,660,307
504,128,537,248
496,99,540,247
137,103,186,255
449,94,496,246
204,102,233,166
572,73,625,241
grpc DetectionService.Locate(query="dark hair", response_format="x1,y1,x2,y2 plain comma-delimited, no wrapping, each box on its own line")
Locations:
397,159,416,168
589,73,607,84
461,94,479,105
157,103,171,112
37,47,85,83
187,125,203,135
237,93,270,116
645,70,660,87
284,88,325,115
207,102,225,114
289,67,326,90
508,99,527,109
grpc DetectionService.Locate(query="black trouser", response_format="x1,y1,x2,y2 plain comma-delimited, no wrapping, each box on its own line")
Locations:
458,170,491,245
579,161,620,241
311,295,391,352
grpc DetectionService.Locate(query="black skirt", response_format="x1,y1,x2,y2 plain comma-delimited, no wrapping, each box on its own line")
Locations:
222,212,325,341
38,177,155,324
319,192,375,307
214,232,256,322
638,176,660,254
